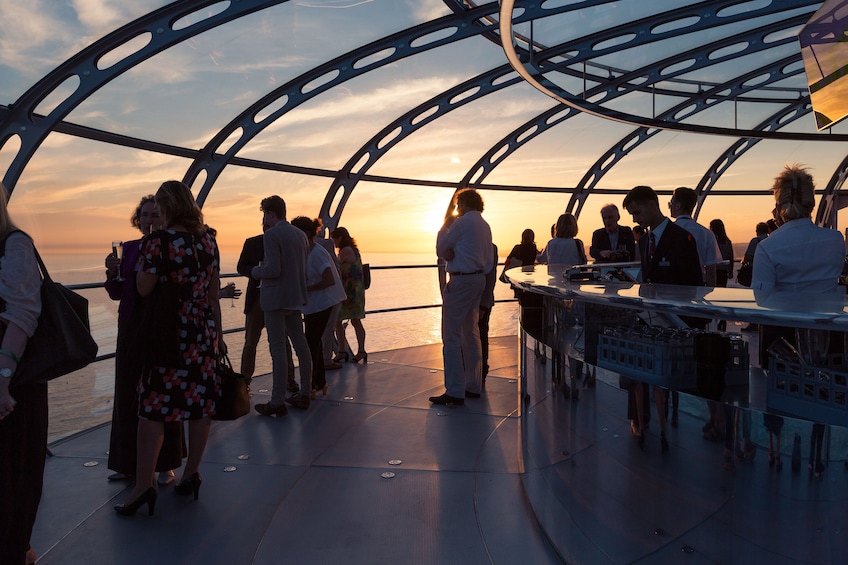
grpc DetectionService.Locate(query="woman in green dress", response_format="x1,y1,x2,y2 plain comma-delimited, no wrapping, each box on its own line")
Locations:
331,227,367,363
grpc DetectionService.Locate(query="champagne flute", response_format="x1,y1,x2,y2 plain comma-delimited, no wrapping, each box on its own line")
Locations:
111,240,125,282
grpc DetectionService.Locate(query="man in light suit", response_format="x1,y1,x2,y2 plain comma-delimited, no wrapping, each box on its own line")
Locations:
251,196,312,415
236,231,298,392
431,189,494,406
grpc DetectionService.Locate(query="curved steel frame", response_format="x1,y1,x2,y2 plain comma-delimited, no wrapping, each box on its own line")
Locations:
2,0,847,233
0,0,289,193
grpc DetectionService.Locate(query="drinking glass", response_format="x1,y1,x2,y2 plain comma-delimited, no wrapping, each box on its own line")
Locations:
111,240,125,282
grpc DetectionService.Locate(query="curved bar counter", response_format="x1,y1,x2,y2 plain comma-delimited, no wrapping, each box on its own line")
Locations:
506,265,848,564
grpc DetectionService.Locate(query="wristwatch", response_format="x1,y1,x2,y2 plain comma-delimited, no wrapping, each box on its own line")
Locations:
0,367,12,379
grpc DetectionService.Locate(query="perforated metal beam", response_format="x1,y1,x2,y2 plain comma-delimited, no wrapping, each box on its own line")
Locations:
692,100,812,219
498,0,843,141
183,1,613,205
816,154,848,228
567,57,807,216
0,0,288,195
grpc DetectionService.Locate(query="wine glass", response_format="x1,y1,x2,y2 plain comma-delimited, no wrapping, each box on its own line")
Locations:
111,240,125,282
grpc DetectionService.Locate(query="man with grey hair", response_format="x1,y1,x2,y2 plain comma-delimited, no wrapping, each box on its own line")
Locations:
589,203,635,263
431,189,494,406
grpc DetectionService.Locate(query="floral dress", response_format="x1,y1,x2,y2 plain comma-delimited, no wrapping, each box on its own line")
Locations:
338,246,365,320
137,229,220,421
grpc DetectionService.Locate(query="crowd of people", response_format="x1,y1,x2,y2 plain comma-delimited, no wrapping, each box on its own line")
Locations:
3,162,847,562
100,187,365,524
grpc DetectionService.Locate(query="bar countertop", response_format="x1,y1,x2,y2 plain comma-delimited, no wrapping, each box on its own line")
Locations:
505,265,848,330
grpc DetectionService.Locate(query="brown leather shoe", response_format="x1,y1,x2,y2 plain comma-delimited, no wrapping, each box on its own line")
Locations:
255,402,288,416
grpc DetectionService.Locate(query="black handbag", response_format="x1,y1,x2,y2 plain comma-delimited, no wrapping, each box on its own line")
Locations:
212,354,250,421
0,232,98,386
737,261,753,287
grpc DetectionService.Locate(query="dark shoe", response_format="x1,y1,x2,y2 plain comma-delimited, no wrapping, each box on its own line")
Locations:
429,393,464,406
287,380,300,393
352,351,368,364
174,472,202,500
637,433,645,451
465,390,481,398
108,472,134,482
285,393,310,410
114,487,157,516
255,402,288,417
325,361,342,370
333,352,349,363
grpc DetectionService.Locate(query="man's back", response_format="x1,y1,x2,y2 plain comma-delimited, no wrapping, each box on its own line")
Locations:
674,216,719,283
258,221,308,311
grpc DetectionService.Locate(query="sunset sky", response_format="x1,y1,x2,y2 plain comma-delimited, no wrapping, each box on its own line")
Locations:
2,0,847,261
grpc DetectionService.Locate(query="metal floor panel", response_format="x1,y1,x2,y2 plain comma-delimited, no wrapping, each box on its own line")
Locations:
30,337,563,564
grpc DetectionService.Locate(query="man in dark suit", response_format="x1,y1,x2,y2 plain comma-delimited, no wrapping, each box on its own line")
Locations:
589,204,636,263
623,186,702,286
622,186,703,453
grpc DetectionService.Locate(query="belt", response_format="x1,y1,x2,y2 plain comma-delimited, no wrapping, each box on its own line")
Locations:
448,270,483,276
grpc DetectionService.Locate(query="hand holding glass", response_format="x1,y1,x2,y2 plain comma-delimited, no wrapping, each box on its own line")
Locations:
112,241,125,282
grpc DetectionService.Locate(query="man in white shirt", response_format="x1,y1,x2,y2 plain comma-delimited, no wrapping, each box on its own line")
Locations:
431,189,494,406
669,187,721,287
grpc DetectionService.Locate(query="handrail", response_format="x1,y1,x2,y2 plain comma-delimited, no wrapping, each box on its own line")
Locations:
66,263,519,364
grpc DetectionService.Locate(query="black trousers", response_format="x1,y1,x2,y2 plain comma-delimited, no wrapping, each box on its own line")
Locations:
0,383,47,565
304,306,333,390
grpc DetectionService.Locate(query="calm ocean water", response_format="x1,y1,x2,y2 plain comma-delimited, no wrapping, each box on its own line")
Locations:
42,252,519,443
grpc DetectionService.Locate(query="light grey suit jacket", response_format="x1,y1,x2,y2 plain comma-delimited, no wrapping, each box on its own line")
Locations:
251,220,308,312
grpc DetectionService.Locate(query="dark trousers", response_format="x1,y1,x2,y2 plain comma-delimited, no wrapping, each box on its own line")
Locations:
0,384,47,565
479,305,492,379
304,307,332,390
242,300,294,383
109,321,184,474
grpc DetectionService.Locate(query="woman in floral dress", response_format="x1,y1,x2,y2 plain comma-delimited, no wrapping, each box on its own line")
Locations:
115,181,222,516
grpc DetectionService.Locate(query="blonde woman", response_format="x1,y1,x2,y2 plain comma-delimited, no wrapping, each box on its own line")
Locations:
115,181,223,515
0,183,44,563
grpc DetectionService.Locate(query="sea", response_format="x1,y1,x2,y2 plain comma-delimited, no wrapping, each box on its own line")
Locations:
42,252,520,443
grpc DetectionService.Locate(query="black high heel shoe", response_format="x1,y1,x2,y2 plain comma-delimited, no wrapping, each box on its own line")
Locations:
352,351,368,364
174,472,202,500
333,352,349,363
114,487,157,516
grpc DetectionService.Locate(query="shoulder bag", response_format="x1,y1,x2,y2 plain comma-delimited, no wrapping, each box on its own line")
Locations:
362,263,371,290
736,260,753,287
0,232,98,386
212,353,250,420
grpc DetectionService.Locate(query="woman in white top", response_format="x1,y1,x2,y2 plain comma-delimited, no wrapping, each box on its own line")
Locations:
752,164,845,294
537,213,586,267
291,217,347,398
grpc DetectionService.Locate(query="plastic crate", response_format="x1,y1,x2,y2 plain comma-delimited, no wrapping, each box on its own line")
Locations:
767,356,848,427
598,332,697,388
598,328,750,390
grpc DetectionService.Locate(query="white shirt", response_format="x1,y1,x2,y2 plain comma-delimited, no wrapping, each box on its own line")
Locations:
538,237,584,266
436,210,493,274
302,244,346,315
674,215,721,273
751,218,845,293
0,232,41,337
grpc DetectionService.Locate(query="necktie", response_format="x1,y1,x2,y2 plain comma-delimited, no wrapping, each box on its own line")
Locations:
649,232,656,262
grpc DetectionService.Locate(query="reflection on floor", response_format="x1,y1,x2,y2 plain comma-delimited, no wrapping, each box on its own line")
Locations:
524,332,848,564
31,336,563,564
